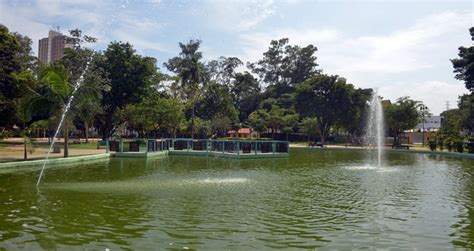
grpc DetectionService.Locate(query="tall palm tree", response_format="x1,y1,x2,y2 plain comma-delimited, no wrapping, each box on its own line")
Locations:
29,64,97,158
164,40,206,138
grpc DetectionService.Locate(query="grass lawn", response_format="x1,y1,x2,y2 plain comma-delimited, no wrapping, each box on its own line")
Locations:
34,142,99,150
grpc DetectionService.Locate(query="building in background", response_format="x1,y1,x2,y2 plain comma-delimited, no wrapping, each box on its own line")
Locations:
415,115,441,132
38,30,74,64
403,115,442,144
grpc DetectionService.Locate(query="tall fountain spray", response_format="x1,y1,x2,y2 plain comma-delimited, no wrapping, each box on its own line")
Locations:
364,91,385,167
36,62,90,186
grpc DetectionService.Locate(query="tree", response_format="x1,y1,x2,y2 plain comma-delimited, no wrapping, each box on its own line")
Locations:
451,27,474,92
61,29,101,143
458,94,474,135
451,28,474,139
11,30,36,71
38,64,73,157
439,108,465,138
95,42,156,139
164,39,206,138
231,71,262,122
295,74,353,144
206,56,243,86
60,29,98,84
384,97,423,143
16,88,38,160
120,88,186,138
339,88,373,137
0,24,36,128
211,115,232,137
195,82,238,123
186,117,211,138
248,104,298,139
248,38,318,98
248,109,268,136
300,117,319,142
72,94,101,143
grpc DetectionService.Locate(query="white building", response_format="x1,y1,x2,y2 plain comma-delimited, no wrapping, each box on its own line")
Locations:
415,115,441,132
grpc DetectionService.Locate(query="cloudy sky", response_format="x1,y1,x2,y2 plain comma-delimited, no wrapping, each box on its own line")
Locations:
1,0,472,114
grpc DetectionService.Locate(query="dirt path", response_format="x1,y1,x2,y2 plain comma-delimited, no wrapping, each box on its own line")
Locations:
0,145,106,162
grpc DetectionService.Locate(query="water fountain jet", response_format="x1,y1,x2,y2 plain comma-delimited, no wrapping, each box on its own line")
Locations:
364,90,385,167
36,61,90,186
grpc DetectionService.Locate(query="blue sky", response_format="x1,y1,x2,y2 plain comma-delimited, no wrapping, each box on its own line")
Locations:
1,0,472,114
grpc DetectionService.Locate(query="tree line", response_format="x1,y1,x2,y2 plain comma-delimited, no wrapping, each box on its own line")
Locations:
436,27,474,152
6,24,469,159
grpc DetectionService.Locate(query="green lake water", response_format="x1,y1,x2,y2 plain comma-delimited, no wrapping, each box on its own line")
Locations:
1,149,474,249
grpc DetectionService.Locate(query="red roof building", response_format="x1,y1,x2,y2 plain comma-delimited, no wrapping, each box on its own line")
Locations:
226,128,258,138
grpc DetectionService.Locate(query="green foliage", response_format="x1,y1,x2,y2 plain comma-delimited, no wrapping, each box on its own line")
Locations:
446,138,454,152
120,90,185,138
295,74,355,143
384,97,423,140
211,115,232,137
164,39,205,99
428,140,437,151
467,140,474,153
95,41,157,139
0,129,11,140
451,27,474,92
206,56,243,86
249,38,318,97
300,117,319,140
187,117,211,138
40,64,72,99
342,88,373,136
231,71,261,122
196,82,238,122
164,39,206,137
436,134,445,151
454,140,465,153
0,24,22,100
248,104,298,139
0,24,36,128
248,109,268,133
457,94,474,134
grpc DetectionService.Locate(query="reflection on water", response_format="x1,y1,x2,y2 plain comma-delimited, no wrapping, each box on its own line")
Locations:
0,149,473,249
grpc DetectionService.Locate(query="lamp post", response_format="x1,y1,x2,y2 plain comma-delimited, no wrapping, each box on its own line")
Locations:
420,105,427,147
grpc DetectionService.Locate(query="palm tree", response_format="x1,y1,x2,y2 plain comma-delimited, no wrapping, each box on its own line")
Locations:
30,64,97,158
164,40,206,138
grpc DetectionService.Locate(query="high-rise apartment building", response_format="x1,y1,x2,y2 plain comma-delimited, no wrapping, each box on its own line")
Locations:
38,30,74,64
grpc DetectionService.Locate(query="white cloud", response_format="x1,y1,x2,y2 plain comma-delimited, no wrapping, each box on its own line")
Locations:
0,0,169,54
194,0,276,31
380,80,468,115
238,28,341,62
326,11,471,75
112,30,170,54
235,10,471,114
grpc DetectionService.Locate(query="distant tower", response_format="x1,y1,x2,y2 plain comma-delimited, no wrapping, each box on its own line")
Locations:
446,101,450,111
38,29,74,64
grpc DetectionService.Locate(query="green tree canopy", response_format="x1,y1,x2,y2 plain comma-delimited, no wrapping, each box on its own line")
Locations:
164,39,206,138
0,24,36,127
196,82,238,123
95,42,157,139
249,38,318,98
295,74,353,144
384,97,423,141
231,71,262,122
451,27,474,92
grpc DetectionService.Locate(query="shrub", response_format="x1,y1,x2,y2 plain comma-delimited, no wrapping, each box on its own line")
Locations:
446,138,454,152
467,138,474,154
437,136,444,151
454,140,464,153
428,140,437,151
